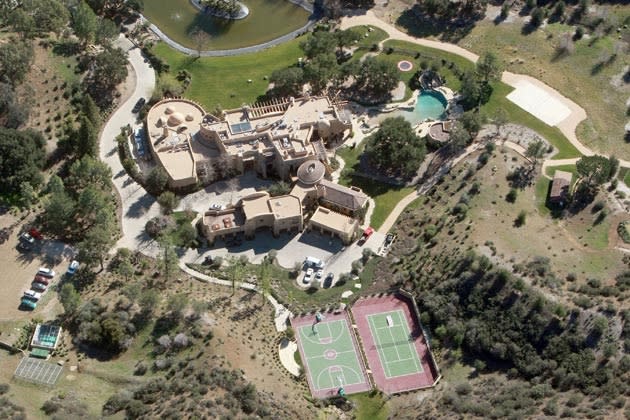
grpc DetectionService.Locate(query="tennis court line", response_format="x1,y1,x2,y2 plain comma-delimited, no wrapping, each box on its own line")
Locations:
391,310,422,374
367,314,393,378
368,310,424,378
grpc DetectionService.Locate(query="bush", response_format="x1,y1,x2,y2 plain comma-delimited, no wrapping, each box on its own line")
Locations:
515,210,526,227
506,188,518,203
158,191,180,214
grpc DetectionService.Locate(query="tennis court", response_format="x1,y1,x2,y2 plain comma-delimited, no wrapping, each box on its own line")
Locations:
367,310,423,378
292,312,371,399
352,294,440,394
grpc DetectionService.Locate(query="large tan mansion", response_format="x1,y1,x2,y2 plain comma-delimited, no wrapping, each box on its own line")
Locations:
145,96,370,245
145,95,352,188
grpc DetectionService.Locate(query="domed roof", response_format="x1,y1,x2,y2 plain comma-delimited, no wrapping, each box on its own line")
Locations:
167,112,185,126
164,106,176,115
297,160,326,185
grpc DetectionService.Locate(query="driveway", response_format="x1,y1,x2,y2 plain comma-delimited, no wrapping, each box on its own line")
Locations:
182,228,386,281
98,35,158,256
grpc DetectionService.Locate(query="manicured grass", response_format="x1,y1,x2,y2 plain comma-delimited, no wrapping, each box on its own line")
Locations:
381,41,580,159
152,39,303,110
457,18,630,159
348,25,389,49
481,82,580,159
349,391,388,420
544,164,577,181
383,39,471,93
336,145,414,230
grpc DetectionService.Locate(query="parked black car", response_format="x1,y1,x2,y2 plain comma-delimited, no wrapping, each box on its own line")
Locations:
132,97,146,113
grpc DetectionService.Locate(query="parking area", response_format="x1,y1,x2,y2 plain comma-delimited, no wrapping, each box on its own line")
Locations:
0,214,73,320
186,228,386,282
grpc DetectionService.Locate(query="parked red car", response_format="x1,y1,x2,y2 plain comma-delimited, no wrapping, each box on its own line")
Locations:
33,275,50,285
28,228,43,240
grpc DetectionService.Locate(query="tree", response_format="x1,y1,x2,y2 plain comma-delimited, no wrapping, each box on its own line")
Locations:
334,29,361,55
476,52,501,84
493,108,509,138
447,121,472,154
353,57,399,100
167,293,188,319
71,0,98,45
59,283,81,315
460,111,484,136
302,53,338,94
10,0,70,37
66,155,112,193
268,181,291,197
139,289,159,315
95,18,119,45
525,140,546,169
85,46,128,107
530,7,545,28
576,155,612,190
0,128,45,195
226,257,244,295
460,71,481,110
300,31,336,59
607,156,619,180
82,94,101,128
364,116,426,178
157,191,180,214
76,115,98,157
145,166,169,195
269,67,303,97
191,29,210,58
0,40,33,87
19,181,38,208
78,222,115,272
157,237,179,283
113,254,134,281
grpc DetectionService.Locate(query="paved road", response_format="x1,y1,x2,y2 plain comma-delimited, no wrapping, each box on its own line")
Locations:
99,35,159,256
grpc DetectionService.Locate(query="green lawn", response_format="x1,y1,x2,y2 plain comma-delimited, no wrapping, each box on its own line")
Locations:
381,40,580,159
480,82,580,159
456,17,630,159
544,164,577,180
348,25,389,49
152,39,303,110
349,392,388,420
336,145,414,230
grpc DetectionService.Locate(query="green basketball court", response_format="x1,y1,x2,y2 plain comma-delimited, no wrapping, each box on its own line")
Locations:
295,316,370,397
367,310,424,378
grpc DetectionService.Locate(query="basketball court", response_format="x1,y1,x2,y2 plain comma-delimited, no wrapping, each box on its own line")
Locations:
292,312,371,399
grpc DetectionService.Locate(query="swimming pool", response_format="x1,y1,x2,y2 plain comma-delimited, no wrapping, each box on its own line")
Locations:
398,90,448,124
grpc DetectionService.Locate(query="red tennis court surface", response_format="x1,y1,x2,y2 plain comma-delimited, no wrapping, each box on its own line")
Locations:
352,293,440,394
292,311,372,399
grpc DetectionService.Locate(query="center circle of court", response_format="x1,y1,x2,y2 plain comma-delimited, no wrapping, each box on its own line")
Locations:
397,60,413,72
324,349,337,360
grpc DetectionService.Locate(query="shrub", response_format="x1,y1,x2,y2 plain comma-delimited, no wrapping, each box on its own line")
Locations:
506,188,518,203
157,191,180,215
515,210,526,227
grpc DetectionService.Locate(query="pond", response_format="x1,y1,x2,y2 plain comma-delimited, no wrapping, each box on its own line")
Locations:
143,0,311,50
